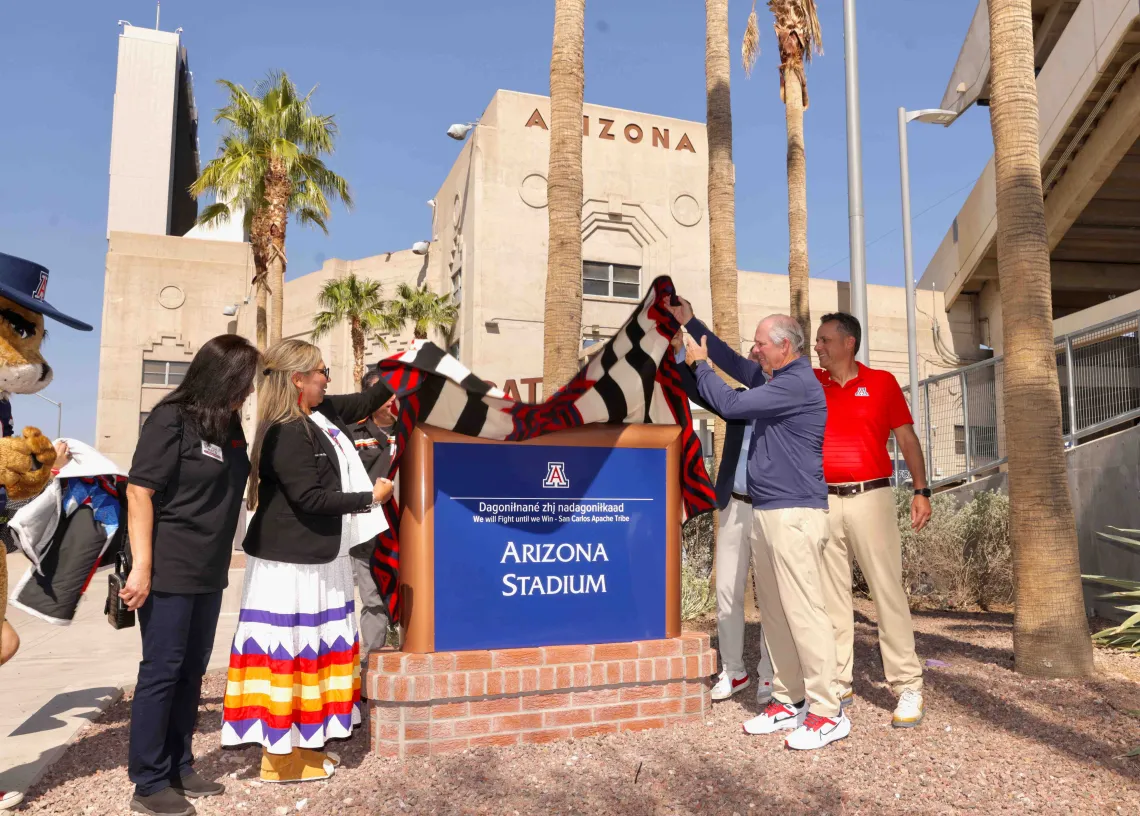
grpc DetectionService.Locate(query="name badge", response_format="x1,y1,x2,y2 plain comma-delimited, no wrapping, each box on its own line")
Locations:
201,441,224,462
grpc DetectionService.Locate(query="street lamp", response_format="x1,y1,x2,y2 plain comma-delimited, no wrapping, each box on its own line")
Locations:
842,0,869,364
897,107,961,412
33,392,62,440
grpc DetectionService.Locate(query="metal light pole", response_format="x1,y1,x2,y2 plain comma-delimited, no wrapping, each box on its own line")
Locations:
33,392,62,439
897,107,959,413
842,0,869,364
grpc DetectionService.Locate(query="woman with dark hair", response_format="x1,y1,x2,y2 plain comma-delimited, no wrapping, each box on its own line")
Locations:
123,334,260,816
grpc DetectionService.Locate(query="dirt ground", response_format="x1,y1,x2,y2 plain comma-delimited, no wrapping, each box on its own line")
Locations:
17,599,1140,815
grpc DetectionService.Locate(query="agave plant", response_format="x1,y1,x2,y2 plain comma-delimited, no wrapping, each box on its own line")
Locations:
1082,527,1140,651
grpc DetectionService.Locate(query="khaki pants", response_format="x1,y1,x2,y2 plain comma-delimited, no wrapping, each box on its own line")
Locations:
822,487,923,695
715,497,753,674
751,507,839,717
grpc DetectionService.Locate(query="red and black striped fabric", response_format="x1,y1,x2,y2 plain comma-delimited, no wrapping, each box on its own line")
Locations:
369,275,716,619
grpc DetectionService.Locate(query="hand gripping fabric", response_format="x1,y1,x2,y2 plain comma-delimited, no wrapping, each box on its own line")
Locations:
370,276,716,620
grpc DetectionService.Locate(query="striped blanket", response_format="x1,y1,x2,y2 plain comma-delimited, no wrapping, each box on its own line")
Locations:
369,275,716,619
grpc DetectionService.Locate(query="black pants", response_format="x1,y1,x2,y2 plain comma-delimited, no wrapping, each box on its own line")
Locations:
128,590,223,797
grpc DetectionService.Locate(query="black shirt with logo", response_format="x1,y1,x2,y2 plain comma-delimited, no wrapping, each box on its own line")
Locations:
349,418,393,481
128,403,250,594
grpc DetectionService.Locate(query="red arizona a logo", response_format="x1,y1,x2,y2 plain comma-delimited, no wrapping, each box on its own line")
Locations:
543,462,569,489
33,271,48,301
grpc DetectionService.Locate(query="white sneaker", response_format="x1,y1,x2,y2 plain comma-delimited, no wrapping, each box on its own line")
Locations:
0,790,24,811
784,712,852,750
742,699,806,735
711,670,750,701
892,689,924,728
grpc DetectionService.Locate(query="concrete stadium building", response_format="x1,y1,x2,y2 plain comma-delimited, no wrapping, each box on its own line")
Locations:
95,23,970,469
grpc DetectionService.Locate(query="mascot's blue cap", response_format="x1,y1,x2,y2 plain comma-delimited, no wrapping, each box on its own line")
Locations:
0,252,93,331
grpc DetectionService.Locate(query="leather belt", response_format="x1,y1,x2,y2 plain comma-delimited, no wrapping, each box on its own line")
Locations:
730,491,750,504
827,477,891,497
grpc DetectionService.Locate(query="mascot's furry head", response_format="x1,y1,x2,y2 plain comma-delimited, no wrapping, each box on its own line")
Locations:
0,252,92,499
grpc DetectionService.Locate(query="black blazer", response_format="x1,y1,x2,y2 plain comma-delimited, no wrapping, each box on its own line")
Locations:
677,357,747,510
242,379,395,565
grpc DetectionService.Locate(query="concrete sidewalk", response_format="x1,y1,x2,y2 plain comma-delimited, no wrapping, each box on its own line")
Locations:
0,551,239,794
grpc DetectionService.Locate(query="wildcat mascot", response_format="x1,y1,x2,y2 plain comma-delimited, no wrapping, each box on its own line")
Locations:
0,250,92,810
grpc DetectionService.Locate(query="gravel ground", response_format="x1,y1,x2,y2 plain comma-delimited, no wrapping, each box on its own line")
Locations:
17,600,1140,815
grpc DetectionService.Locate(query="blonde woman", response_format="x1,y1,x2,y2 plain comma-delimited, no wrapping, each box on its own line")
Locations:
221,339,394,783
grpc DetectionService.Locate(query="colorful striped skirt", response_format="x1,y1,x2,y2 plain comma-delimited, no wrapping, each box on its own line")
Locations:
221,554,361,754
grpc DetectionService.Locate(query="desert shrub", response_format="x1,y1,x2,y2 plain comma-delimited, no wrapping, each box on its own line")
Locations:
680,563,716,621
881,486,1012,610
682,511,715,578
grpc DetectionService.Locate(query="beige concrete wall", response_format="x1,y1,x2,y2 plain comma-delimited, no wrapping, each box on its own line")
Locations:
97,90,956,466
455,90,710,398
95,232,252,469
281,250,431,395
920,0,1140,315
106,25,182,239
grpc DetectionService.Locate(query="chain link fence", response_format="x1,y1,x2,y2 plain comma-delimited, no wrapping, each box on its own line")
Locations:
918,311,1140,488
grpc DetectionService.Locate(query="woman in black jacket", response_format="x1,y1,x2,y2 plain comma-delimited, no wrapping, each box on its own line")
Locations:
221,339,394,784
124,334,261,816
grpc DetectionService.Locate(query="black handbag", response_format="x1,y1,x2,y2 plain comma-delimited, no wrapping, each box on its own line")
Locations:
105,544,135,630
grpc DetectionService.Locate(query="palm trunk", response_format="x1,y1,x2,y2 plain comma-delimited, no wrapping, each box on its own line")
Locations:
783,65,810,344
987,0,1093,677
705,0,741,602
542,0,586,392
266,159,291,346
249,209,271,352
350,316,365,388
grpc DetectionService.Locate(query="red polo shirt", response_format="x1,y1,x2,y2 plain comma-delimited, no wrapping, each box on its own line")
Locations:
815,364,914,483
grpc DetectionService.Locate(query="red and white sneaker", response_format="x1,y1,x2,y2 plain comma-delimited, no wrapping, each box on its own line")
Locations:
742,699,806,735
711,670,750,701
0,790,25,811
784,712,852,750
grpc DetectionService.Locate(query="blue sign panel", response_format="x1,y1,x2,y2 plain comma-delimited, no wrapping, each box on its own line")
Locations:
433,442,668,651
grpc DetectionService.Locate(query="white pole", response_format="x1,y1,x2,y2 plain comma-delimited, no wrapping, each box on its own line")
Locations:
843,0,869,364
898,108,920,412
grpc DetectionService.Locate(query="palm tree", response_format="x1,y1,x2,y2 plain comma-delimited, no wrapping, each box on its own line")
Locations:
386,283,458,343
743,0,821,342
543,0,586,392
191,71,352,350
310,273,397,387
986,0,1094,677
705,0,745,601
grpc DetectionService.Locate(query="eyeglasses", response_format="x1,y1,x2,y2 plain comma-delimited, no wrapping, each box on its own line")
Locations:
313,367,330,380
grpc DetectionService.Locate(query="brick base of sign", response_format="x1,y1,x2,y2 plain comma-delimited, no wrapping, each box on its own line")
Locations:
367,633,716,759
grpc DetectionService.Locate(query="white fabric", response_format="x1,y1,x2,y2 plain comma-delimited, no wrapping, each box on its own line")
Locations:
9,438,125,573
306,412,387,556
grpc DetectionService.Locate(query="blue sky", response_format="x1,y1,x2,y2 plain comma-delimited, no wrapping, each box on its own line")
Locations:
0,0,993,442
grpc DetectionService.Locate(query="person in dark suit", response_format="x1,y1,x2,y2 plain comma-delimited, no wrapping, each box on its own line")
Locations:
672,331,774,704
349,370,399,657
221,339,394,784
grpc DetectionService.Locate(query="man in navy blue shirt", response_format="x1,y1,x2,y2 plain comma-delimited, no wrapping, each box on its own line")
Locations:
667,297,850,751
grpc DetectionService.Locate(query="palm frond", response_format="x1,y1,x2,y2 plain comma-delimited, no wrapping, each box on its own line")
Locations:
742,1,761,76
194,202,233,228
310,310,340,341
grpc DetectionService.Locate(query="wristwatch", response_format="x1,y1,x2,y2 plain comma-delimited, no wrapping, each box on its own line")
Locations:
914,488,932,498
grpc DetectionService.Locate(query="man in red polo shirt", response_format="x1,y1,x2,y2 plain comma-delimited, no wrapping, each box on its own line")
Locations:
814,312,932,728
